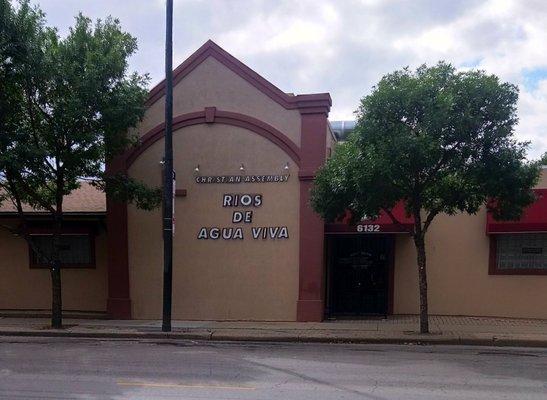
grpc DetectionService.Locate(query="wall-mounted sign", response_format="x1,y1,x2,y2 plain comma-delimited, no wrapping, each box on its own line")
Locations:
195,174,289,184
197,193,289,241
197,226,289,240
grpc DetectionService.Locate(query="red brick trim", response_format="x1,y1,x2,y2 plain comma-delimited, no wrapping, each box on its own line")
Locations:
488,234,547,275
298,171,316,181
105,156,132,319
297,113,327,322
124,109,301,169
107,297,132,319
487,224,547,234
204,106,216,123
387,236,395,315
146,40,331,114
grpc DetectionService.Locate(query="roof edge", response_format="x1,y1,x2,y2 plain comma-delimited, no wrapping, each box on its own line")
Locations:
0,212,106,217
145,40,331,114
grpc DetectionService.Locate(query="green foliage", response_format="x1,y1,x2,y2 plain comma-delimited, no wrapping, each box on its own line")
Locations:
312,62,540,230
0,0,161,329
313,62,540,333
0,0,160,213
539,152,547,166
95,174,162,211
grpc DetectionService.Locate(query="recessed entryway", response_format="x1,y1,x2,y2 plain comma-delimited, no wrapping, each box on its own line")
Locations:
326,234,394,317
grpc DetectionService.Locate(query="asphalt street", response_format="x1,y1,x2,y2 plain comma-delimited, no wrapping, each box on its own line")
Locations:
0,337,545,399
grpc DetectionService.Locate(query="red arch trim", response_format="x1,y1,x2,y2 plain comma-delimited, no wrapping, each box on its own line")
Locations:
123,110,301,169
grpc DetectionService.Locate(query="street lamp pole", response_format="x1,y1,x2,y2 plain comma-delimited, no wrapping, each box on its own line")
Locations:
162,0,174,332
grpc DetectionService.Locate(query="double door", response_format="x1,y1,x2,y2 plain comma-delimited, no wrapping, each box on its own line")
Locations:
327,235,393,316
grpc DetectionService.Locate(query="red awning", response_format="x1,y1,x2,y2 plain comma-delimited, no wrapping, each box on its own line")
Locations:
487,189,547,234
325,201,414,234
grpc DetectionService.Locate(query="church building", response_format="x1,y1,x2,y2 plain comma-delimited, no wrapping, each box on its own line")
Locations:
2,41,547,321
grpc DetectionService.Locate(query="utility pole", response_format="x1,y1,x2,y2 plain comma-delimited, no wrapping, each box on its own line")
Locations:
162,0,174,332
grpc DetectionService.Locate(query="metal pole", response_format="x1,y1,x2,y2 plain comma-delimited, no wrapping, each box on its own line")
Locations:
162,0,174,332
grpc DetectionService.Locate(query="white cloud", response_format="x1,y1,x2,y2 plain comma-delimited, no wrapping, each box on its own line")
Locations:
33,0,547,157
517,80,547,158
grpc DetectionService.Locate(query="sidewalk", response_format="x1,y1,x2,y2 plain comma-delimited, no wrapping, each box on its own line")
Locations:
1,315,547,347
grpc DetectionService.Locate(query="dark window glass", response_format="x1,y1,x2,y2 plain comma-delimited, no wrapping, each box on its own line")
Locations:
497,233,547,270
30,234,92,267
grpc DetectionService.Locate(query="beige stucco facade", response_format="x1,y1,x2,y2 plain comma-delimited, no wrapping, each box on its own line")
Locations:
3,41,547,323
128,124,300,320
139,56,303,147
0,220,107,312
123,42,319,321
393,171,547,319
0,41,331,321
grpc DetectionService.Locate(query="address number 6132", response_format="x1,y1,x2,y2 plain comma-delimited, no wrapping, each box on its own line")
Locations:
356,224,380,232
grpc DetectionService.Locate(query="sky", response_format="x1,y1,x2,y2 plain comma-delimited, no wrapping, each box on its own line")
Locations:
34,0,547,158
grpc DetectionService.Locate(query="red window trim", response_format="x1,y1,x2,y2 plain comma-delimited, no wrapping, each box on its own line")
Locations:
488,234,547,276
28,227,96,269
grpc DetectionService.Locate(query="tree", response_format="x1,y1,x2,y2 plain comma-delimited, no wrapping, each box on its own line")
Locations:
539,152,547,165
0,0,161,328
311,62,540,334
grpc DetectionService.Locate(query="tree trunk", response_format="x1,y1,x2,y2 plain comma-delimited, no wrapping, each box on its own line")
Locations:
50,214,63,329
414,234,429,334
50,262,62,329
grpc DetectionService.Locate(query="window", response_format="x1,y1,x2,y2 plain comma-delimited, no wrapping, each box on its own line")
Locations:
29,234,94,268
490,233,547,275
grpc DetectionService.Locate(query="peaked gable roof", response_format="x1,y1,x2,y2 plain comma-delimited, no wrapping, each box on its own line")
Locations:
146,40,331,115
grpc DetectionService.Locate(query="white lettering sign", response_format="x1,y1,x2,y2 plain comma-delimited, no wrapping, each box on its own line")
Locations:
196,174,289,184
223,194,262,207
197,193,289,241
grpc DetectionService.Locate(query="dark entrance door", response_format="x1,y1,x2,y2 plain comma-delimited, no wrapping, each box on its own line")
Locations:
327,235,392,316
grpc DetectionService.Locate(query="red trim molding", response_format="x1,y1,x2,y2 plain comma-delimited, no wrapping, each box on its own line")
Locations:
324,202,414,234
297,113,328,322
204,106,216,123
487,223,547,234
298,171,316,181
387,237,395,315
488,235,547,276
325,223,412,234
146,40,331,115
124,109,301,169
105,156,132,319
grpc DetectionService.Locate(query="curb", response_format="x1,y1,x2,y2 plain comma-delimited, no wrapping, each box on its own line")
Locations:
0,330,212,341
1,330,546,348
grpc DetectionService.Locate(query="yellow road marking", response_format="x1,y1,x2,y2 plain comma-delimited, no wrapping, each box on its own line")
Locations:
117,381,256,391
